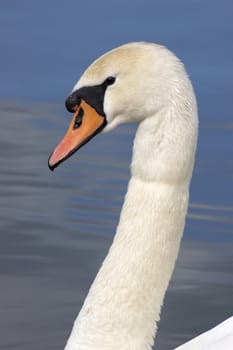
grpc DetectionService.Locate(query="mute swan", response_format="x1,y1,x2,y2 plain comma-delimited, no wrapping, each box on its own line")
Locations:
48,42,231,349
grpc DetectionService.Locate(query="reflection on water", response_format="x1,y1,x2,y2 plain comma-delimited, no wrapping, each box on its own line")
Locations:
0,101,232,350
188,203,233,225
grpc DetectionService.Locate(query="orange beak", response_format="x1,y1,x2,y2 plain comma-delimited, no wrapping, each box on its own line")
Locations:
48,99,106,170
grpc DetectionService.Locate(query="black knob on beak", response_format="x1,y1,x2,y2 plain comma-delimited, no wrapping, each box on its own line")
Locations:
65,91,81,113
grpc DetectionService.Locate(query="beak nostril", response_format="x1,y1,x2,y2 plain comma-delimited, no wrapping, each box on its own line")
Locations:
73,107,84,129
65,92,81,113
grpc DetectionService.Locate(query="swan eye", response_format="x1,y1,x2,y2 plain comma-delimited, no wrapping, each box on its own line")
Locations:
105,76,116,86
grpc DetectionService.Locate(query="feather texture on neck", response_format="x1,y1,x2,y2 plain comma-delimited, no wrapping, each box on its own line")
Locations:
52,42,199,350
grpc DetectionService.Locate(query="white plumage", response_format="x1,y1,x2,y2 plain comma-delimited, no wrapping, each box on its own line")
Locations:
175,316,233,349
50,42,231,349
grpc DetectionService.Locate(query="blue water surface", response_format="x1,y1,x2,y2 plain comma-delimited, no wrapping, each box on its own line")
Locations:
0,1,233,349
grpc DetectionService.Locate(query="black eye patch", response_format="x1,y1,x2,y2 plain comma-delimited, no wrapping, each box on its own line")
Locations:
65,77,116,116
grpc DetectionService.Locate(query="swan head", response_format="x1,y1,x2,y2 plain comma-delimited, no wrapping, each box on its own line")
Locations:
48,42,197,173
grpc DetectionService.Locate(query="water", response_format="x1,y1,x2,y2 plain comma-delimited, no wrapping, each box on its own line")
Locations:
0,1,233,349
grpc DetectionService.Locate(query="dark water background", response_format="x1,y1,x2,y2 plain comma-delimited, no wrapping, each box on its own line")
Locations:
0,1,233,349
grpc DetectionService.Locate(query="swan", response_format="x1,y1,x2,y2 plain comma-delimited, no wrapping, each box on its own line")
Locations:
48,42,231,349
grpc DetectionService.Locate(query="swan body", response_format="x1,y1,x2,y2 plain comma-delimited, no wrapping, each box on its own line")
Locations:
49,42,199,349
175,316,233,349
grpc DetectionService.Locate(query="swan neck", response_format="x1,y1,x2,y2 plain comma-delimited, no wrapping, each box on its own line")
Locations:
65,176,189,350
132,91,198,185
65,105,197,350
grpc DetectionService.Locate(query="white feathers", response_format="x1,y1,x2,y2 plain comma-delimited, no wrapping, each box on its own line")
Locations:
175,317,233,350
65,42,199,350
